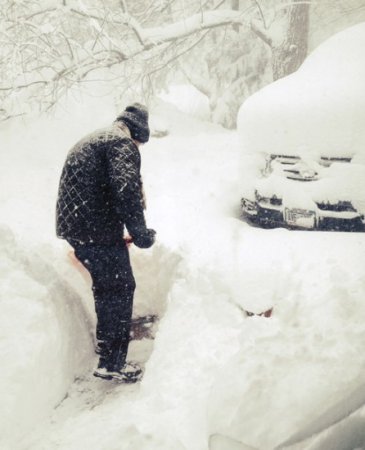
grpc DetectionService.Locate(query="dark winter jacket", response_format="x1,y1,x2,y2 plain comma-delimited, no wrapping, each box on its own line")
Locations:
56,122,155,247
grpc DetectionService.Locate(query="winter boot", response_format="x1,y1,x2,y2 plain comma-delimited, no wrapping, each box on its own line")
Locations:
118,362,143,382
93,362,142,383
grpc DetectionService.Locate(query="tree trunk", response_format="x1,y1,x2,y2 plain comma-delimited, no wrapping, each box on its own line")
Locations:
272,2,310,80
232,0,240,32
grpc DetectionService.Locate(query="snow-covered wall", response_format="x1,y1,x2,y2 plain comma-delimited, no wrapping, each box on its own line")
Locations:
0,225,94,448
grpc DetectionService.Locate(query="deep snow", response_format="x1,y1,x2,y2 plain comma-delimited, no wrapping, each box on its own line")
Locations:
237,22,365,160
237,22,365,225
1,48,365,450
237,23,365,227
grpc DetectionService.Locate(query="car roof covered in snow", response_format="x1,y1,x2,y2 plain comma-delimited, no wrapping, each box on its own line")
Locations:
237,22,365,159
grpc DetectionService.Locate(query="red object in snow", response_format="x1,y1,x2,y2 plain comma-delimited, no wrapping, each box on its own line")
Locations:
245,308,273,318
67,249,91,283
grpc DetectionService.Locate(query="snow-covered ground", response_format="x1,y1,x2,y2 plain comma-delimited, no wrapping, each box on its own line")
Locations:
1,82,365,449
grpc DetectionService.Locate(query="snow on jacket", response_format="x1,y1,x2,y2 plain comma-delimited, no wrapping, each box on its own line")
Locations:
56,122,155,247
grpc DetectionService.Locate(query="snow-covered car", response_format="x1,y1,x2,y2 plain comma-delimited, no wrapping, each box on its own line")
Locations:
238,23,365,231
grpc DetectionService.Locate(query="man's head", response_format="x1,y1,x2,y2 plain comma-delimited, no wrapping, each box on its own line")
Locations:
116,103,150,144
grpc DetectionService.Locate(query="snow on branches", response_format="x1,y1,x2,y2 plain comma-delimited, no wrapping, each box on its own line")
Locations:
0,0,311,124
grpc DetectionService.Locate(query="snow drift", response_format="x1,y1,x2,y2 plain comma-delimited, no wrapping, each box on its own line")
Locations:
237,22,365,224
237,22,365,160
0,225,94,449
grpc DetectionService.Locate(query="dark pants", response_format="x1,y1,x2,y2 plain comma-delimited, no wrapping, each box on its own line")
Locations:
71,240,136,371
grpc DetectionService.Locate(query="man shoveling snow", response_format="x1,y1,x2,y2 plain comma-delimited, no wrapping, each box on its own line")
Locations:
56,103,156,383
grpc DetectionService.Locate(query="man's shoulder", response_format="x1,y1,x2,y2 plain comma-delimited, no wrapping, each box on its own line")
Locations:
85,124,131,146
68,124,133,156
105,124,139,156
74,124,133,148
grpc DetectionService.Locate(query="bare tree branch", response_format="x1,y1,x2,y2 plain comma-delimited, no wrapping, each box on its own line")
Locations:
253,0,267,29
250,18,273,46
69,7,146,47
120,0,128,13
0,80,48,91
144,30,211,78
143,10,247,43
5,8,58,31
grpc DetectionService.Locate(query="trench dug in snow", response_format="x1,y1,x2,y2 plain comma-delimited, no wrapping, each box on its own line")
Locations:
2,92,365,449
6,217,365,450
0,222,182,449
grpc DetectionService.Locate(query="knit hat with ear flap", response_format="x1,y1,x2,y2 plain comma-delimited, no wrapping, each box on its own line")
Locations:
116,103,150,143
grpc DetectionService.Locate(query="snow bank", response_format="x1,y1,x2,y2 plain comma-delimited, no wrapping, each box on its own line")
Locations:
127,215,365,450
237,22,365,159
207,229,365,449
305,415,365,450
276,378,365,448
131,243,182,318
0,225,94,449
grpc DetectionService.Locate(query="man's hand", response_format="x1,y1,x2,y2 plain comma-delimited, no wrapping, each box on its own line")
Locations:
131,228,156,249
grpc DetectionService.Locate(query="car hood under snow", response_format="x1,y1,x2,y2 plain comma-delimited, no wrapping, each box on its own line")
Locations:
237,22,365,161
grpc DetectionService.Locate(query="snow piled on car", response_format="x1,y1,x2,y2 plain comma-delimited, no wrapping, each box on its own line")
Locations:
237,22,365,216
237,22,365,160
